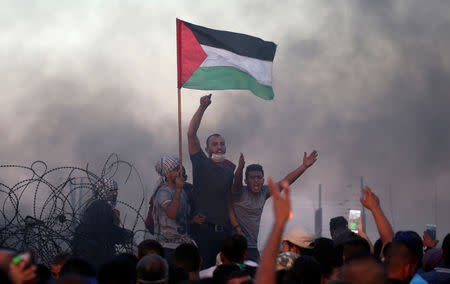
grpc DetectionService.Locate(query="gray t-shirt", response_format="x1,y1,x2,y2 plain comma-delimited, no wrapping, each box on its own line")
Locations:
232,185,271,248
153,184,191,249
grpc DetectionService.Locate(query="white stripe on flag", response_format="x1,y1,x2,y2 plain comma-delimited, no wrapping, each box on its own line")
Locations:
199,45,273,86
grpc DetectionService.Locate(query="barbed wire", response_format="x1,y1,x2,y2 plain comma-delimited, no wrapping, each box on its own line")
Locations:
0,154,147,266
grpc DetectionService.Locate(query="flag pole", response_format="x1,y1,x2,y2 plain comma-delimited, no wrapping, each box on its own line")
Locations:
176,18,183,176
177,87,183,176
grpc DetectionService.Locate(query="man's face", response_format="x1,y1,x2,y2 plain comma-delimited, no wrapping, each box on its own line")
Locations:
245,170,264,193
51,264,63,279
165,166,179,183
205,136,226,156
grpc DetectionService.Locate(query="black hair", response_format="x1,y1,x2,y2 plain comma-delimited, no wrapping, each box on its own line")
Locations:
285,255,321,284
52,252,71,265
373,238,383,260
312,237,342,277
98,255,136,284
59,257,96,278
168,265,188,284
342,236,371,260
138,239,164,259
206,133,222,148
245,164,264,180
174,243,201,272
212,264,241,284
220,234,247,263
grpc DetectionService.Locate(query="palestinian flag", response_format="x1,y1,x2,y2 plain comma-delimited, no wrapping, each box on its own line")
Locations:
177,19,277,100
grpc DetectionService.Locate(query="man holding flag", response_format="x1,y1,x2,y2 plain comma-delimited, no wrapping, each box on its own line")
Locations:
177,19,277,266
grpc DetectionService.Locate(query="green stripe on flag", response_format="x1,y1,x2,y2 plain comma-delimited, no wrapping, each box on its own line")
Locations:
183,66,274,100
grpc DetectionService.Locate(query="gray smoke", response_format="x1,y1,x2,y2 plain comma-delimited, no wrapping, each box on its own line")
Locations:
1,1,450,248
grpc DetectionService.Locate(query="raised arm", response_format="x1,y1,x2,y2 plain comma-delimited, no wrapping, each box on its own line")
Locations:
166,177,184,219
278,150,318,185
231,153,245,193
187,94,211,155
228,154,245,234
254,178,291,284
360,186,394,244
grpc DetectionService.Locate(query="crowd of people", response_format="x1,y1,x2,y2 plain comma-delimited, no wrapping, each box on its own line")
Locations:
1,94,449,284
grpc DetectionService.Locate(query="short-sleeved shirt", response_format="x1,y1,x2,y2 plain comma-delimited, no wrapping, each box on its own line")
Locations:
232,185,271,248
153,184,191,249
190,151,234,226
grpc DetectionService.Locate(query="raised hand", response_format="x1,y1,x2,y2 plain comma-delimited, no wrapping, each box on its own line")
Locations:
423,231,439,248
9,254,37,284
200,94,212,109
303,150,318,168
175,176,184,191
360,186,380,211
191,213,206,224
237,153,245,169
268,178,291,225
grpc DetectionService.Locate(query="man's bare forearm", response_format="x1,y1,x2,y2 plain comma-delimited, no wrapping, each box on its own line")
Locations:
371,206,394,244
280,164,308,186
166,189,182,219
187,106,206,155
254,222,286,284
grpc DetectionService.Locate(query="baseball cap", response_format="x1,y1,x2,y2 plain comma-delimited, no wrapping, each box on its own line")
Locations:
282,228,315,249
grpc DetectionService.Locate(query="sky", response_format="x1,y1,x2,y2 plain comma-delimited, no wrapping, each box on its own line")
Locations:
1,0,450,249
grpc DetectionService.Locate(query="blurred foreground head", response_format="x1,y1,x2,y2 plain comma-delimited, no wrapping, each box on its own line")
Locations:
136,254,168,284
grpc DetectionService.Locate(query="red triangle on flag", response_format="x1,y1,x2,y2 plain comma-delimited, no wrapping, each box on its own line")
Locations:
177,19,207,88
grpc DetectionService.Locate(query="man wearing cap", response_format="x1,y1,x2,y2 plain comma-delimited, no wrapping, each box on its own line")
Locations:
187,94,235,267
152,155,197,265
280,228,315,256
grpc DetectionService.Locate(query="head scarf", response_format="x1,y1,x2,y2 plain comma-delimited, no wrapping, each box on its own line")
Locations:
154,155,179,188
94,178,118,205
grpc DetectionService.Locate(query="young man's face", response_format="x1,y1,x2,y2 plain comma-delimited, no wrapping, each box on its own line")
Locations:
245,170,264,193
205,136,226,156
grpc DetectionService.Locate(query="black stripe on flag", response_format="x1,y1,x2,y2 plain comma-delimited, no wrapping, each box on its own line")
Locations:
182,20,277,61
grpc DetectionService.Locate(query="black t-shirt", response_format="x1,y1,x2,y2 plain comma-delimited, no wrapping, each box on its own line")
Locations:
190,150,233,226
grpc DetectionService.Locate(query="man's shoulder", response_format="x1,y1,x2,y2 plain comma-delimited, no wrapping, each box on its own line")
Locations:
155,185,173,199
190,150,207,161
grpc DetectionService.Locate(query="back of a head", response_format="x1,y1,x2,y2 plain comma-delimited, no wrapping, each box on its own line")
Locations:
341,254,387,284
393,231,423,268
59,257,96,279
342,236,371,260
174,243,201,272
168,265,188,284
312,238,342,280
138,239,164,259
285,255,321,284
137,254,168,284
442,233,450,267
52,252,71,266
98,255,136,284
54,275,90,284
212,264,241,284
330,216,348,234
385,241,419,281
221,235,247,264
